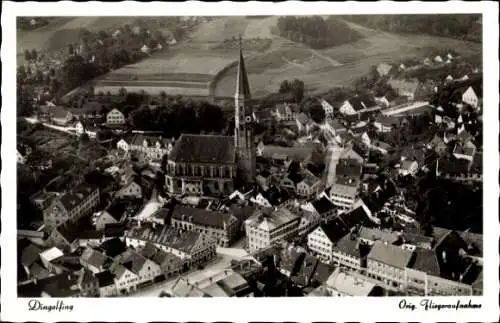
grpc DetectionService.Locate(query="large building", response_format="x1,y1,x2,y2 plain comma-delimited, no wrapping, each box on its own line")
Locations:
164,39,256,196
244,207,300,253
42,184,100,230
171,205,240,247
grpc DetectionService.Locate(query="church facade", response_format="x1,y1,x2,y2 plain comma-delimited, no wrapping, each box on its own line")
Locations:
164,41,256,196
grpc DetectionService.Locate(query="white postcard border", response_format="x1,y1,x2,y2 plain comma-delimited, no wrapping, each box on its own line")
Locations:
2,1,499,322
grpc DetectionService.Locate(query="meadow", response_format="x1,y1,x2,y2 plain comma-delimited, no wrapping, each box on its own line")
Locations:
19,16,482,99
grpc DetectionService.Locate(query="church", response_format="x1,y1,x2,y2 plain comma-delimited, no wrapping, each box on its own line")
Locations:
164,42,256,196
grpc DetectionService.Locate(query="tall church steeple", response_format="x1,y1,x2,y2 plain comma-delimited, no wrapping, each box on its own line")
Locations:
234,36,256,183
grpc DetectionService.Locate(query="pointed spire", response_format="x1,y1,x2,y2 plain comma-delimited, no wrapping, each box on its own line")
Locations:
235,35,251,99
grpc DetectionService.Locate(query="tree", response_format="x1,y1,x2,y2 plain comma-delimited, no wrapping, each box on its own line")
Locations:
68,43,74,55
24,49,31,61
118,87,127,97
80,133,90,144
159,91,167,105
291,79,305,103
30,49,38,61
309,102,325,123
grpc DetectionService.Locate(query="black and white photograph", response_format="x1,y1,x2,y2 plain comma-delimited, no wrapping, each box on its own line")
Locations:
2,1,499,322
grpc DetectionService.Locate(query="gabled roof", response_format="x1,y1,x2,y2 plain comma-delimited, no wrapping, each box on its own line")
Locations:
130,134,172,149
377,63,393,76
169,134,235,164
346,94,378,111
59,184,98,212
21,243,43,267
260,145,314,162
318,218,349,244
336,158,363,177
358,227,400,244
410,248,440,276
19,273,80,297
96,270,115,288
81,248,110,269
388,78,420,95
367,241,414,269
40,247,64,262
339,203,374,230
100,237,127,258
126,224,211,254
311,196,336,215
300,170,321,187
171,205,237,230
114,249,149,274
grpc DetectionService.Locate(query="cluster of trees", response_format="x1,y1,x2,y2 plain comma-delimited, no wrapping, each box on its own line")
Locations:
276,16,364,49
344,14,481,43
125,96,227,138
278,78,305,103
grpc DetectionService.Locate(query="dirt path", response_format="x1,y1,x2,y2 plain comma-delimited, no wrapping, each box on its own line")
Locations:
309,48,343,67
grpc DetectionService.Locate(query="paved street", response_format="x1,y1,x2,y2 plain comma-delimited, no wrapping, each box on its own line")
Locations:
131,238,250,297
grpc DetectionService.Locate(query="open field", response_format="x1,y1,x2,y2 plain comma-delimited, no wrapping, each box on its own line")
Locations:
25,16,481,99
213,18,482,97
16,17,143,59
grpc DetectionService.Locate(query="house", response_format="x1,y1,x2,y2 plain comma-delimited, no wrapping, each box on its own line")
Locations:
366,241,414,290
398,160,419,177
138,243,183,278
257,144,314,167
434,55,444,63
171,205,240,247
130,134,174,164
296,170,323,198
330,158,363,210
445,75,454,82
93,200,137,231
116,138,130,152
95,270,117,296
113,248,163,286
429,134,447,154
339,95,380,116
319,98,335,119
42,184,100,230
295,113,312,133
371,140,392,155
51,106,74,126
106,108,126,125
453,140,476,162
125,223,217,269
17,150,26,164
376,63,393,77
373,114,399,133
388,78,421,101
319,267,384,296
115,180,143,199
140,44,150,54
272,103,295,121
310,196,337,220
75,119,98,138
39,247,64,272
461,85,481,110
80,247,112,274
308,218,348,263
331,231,371,271
18,273,83,297
423,57,432,66
296,207,321,236
245,207,301,253
327,118,347,134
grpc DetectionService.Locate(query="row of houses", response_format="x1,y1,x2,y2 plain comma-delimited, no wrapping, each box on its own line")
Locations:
38,103,127,126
